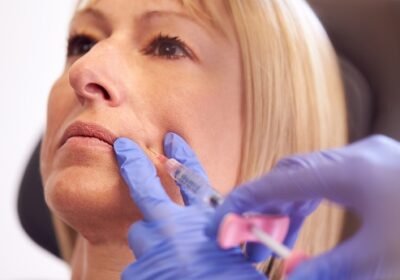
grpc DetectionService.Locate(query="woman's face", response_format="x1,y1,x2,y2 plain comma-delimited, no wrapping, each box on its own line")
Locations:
40,0,242,243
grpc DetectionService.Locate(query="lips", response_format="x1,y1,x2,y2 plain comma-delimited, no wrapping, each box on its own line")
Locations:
60,121,117,148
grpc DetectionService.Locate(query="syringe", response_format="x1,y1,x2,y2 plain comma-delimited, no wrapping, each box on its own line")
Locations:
154,152,307,271
153,151,308,274
156,154,224,208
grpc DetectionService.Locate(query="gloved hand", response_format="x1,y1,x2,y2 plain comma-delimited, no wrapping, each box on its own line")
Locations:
208,135,400,280
113,132,266,280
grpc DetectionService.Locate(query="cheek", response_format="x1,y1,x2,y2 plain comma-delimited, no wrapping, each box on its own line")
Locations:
48,76,76,129
182,95,242,195
147,78,242,195
40,74,77,180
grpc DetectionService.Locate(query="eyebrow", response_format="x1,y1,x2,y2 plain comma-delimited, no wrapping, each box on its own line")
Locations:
74,7,107,22
140,10,199,24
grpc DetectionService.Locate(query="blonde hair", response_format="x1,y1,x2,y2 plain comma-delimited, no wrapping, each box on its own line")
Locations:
181,0,348,277
55,0,348,278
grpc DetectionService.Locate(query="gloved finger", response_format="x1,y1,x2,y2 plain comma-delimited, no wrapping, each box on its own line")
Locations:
206,148,351,237
163,132,210,206
244,209,315,262
127,209,208,259
114,137,176,220
282,214,308,249
128,221,180,259
245,197,320,260
122,258,163,280
278,199,320,249
244,242,272,262
128,221,160,259
287,233,372,280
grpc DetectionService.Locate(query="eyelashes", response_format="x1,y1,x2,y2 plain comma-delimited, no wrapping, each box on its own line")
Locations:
67,33,97,58
66,32,193,60
142,33,193,60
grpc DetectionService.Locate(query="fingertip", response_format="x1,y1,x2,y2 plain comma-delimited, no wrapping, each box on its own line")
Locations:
113,137,138,152
113,137,142,166
113,138,175,220
245,243,272,262
113,137,156,188
282,218,304,249
163,132,209,180
164,132,178,146
163,132,188,158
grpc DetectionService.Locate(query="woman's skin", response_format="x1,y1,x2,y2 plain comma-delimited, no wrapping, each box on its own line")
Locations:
40,0,243,278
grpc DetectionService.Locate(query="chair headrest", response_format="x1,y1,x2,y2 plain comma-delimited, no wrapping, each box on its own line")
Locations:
308,0,400,141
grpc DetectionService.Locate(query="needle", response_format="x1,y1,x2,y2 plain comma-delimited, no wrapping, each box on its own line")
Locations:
149,148,159,157
251,227,292,258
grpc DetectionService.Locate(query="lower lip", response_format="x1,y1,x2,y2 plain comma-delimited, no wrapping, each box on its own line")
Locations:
61,136,113,151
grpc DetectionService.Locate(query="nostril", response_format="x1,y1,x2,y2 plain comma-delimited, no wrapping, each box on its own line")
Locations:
85,83,111,100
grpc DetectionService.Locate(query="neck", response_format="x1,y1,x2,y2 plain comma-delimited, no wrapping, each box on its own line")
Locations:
71,235,135,280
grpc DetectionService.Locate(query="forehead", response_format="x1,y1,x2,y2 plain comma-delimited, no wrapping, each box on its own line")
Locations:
74,0,230,36
77,0,213,12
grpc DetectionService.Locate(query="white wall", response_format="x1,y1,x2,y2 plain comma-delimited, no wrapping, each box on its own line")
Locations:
0,1,74,278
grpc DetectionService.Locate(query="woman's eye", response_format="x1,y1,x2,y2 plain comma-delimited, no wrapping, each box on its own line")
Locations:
144,34,191,60
67,35,97,57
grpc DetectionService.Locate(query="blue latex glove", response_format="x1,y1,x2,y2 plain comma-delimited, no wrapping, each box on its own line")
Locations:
114,133,265,280
208,135,400,280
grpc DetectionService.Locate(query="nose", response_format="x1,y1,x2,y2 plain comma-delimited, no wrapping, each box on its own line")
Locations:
68,41,128,107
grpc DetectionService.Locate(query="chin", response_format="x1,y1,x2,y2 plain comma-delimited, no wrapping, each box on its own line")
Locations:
41,144,184,244
43,165,140,244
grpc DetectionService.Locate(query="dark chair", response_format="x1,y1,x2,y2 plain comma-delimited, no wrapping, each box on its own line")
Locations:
18,140,60,258
308,0,400,141
17,0,400,259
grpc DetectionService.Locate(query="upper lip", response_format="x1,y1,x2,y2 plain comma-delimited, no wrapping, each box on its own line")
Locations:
60,121,117,147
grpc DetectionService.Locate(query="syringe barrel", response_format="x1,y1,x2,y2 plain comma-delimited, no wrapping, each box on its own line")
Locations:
165,158,223,207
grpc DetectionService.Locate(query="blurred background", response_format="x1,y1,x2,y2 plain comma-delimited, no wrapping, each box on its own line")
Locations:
0,1,72,279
